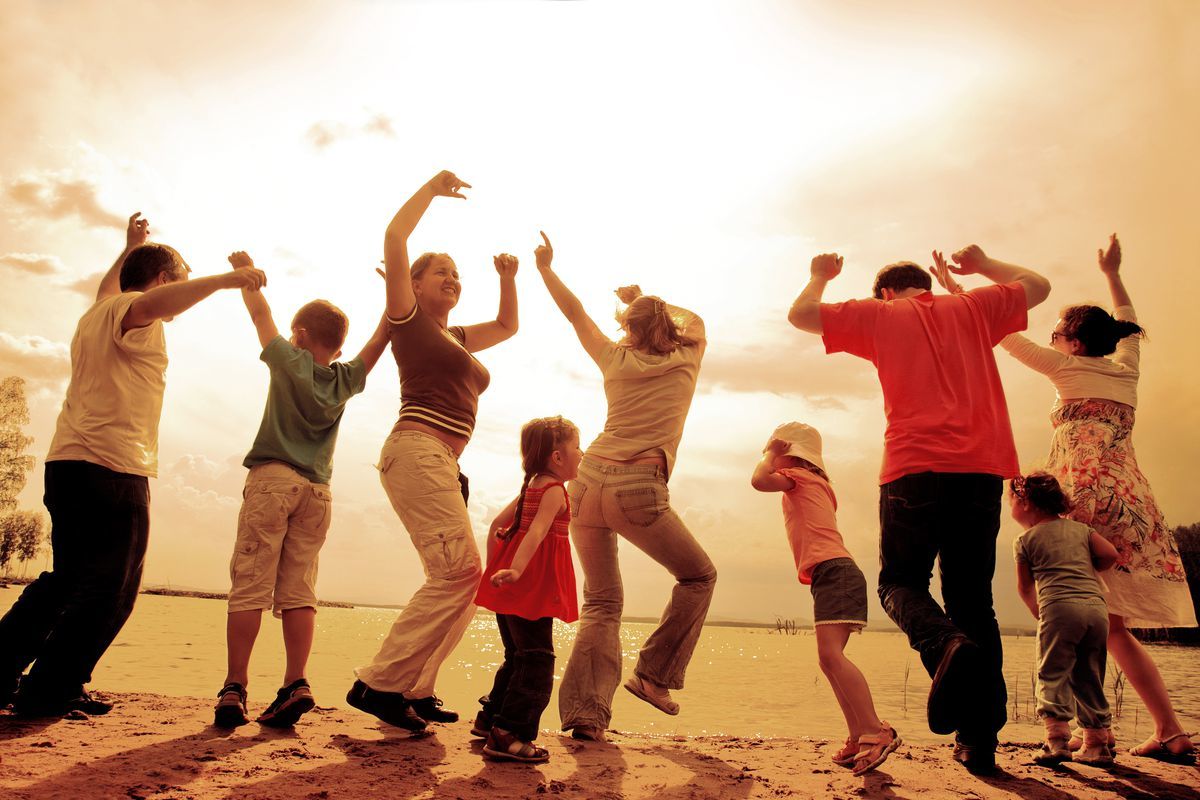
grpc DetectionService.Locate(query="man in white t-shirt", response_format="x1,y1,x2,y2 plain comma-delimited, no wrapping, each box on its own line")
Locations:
0,213,266,717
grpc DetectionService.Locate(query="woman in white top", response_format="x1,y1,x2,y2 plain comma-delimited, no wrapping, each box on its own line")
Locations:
529,233,715,742
949,235,1195,763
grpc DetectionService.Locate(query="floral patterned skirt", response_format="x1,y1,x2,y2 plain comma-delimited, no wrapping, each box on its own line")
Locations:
1045,399,1196,628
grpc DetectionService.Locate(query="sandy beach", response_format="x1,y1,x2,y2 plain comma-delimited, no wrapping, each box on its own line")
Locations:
1,692,1196,800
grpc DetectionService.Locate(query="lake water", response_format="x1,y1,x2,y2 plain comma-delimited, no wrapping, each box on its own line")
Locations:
3,587,1197,745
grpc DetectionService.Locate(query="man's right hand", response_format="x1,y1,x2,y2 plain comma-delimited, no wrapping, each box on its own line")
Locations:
948,244,988,275
810,253,843,280
224,266,267,291
126,212,150,250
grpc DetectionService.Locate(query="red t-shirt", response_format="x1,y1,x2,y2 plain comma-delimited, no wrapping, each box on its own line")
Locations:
820,284,1027,485
475,483,579,623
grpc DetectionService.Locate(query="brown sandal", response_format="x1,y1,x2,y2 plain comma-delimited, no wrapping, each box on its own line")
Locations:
853,724,901,775
831,736,858,768
483,727,550,763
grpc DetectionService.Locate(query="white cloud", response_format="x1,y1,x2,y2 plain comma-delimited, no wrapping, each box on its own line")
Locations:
0,252,63,275
0,331,70,384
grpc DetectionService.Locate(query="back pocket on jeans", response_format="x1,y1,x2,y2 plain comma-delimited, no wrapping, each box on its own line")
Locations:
616,484,669,527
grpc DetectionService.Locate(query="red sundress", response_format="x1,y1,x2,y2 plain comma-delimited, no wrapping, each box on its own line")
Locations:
475,482,579,623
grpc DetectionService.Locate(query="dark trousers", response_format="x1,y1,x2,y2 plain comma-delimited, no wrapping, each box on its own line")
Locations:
0,460,150,699
877,472,1007,744
482,614,555,742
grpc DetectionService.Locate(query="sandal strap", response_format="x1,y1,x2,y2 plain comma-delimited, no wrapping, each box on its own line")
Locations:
1158,732,1195,745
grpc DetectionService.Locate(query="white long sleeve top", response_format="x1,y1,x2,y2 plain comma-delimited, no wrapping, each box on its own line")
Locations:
999,305,1140,409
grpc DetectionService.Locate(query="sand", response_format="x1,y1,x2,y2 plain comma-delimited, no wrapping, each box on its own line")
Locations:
1,693,1197,800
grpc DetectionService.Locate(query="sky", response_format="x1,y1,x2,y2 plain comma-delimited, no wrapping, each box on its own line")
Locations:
1,0,1198,627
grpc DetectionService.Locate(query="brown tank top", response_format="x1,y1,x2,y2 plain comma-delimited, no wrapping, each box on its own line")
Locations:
387,304,490,438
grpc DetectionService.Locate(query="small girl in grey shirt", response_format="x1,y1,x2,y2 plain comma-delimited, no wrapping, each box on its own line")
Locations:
1011,472,1120,766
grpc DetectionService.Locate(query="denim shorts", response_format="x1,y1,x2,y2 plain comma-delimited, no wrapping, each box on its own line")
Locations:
810,557,868,629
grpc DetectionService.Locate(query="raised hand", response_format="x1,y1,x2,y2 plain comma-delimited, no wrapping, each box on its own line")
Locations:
535,231,554,271
490,568,521,587
427,170,471,199
493,253,519,278
126,212,150,250
227,251,255,270
929,250,965,294
225,265,267,291
1098,233,1121,275
615,284,642,304
810,253,843,280
948,244,988,274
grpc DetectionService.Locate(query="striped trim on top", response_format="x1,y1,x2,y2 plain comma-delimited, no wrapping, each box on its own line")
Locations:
398,404,473,438
386,304,419,326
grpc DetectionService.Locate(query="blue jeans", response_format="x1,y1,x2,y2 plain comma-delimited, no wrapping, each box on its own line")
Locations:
877,471,1007,744
482,614,555,742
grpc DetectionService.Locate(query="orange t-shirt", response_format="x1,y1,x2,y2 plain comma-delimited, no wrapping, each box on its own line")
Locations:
780,468,852,585
820,284,1027,485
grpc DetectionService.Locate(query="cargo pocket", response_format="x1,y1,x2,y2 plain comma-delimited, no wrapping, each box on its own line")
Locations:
230,540,261,582
616,481,670,528
413,529,479,580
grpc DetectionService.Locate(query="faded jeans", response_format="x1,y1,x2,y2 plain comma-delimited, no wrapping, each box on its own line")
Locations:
1037,600,1110,728
558,458,716,731
355,432,482,698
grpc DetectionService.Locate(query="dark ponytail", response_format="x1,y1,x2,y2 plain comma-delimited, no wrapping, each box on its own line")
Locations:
1060,305,1145,357
1011,472,1073,517
500,416,580,540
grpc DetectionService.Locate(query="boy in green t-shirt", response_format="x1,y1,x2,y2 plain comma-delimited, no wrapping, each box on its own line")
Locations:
214,251,390,728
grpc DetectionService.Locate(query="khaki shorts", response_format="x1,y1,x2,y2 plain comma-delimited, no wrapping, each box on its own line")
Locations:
228,461,332,617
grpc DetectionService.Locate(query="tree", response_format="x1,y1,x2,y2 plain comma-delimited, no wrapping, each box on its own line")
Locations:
0,376,36,512
0,510,44,577
0,376,45,577
1174,522,1200,624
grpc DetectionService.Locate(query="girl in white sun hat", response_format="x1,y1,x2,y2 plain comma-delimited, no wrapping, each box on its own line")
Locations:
751,421,900,775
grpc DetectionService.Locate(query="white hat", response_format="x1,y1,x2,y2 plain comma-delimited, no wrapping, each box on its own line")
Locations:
765,422,825,473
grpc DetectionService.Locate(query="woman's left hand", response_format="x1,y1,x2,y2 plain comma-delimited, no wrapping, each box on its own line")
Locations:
494,253,519,278
929,250,965,294
491,568,521,586
1098,233,1121,275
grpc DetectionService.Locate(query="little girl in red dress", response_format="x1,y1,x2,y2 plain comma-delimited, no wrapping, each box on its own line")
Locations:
473,416,581,763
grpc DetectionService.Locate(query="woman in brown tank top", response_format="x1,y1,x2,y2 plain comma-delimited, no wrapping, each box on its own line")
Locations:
348,171,520,730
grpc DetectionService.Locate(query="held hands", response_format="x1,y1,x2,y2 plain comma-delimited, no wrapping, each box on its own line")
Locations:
1098,233,1121,275
490,568,522,587
615,284,642,304
810,253,843,281
126,212,150,250
427,170,471,199
535,231,554,271
224,251,266,290
493,253,519,279
947,244,988,275
929,250,965,294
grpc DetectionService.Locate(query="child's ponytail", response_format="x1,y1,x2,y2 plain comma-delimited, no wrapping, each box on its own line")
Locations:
500,416,580,540
1011,472,1073,516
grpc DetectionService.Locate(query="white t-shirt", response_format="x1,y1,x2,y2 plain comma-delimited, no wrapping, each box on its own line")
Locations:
46,292,168,477
585,332,705,481
999,305,1139,409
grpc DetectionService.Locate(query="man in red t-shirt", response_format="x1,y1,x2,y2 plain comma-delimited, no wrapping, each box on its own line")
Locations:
788,245,1050,774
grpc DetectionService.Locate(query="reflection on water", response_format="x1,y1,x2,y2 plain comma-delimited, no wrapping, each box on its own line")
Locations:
3,587,1197,744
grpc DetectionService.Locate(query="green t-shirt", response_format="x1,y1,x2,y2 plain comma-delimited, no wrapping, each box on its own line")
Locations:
243,336,368,484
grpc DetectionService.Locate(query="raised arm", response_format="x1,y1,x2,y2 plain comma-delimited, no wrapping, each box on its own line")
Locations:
459,253,519,353
998,332,1068,375
1098,233,1133,309
97,212,151,300
534,232,611,363
750,440,797,493
228,251,279,348
122,268,267,332
354,313,392,375
490,486,566,586
948,245,1051,310
383,170,470,321
787,253,843,334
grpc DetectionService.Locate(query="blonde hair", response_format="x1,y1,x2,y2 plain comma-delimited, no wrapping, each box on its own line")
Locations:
617,295,697,355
